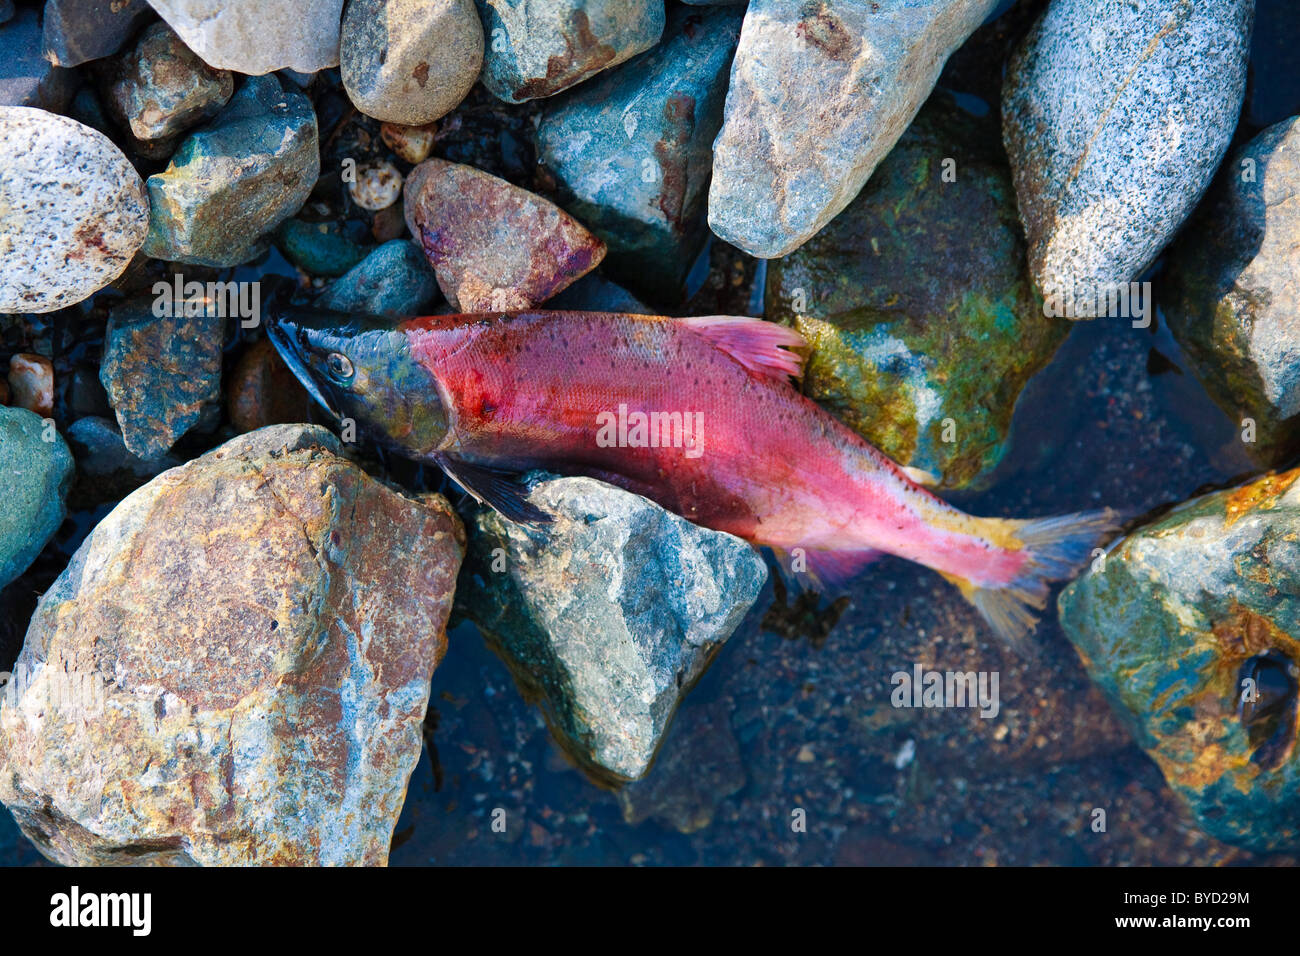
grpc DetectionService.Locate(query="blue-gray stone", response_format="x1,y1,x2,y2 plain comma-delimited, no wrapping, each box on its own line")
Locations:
0,407,73,588
142,75,320,267
317,240,440,316
0,7,74,110
537,5,742,301
42,0,154,68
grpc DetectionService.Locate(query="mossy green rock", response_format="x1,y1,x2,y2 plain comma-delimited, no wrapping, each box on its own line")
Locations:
766,93,1067,490
0,407,73,588
1059,469,1300,852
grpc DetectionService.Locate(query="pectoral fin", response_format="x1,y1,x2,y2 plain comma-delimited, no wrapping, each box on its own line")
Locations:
435,455,553,525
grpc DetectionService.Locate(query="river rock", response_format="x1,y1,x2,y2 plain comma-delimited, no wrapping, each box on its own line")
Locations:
226,339,314,433
146,0,345,74
1060,469,1300,853
274,218,369,278
317,239,439,316
6,354,54,419
538,5,742,301
341,0,482,125
142,75,319,266
766,93,1067,489
101,22,234,147
0,408,73,589
708,0,999,259
0,107,148,313
380,122,436,164
1162,116,1300,464
100,295,224,458
478,0,665,103
459,474,766,782
404,158,605,309
65,416,181,508
42,0,155,67
0,425,464,865
1003,0,1253,318
346,160,403,211
0,7,74,110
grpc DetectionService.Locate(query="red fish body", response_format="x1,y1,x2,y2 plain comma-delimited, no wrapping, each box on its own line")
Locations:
269,307,1115,646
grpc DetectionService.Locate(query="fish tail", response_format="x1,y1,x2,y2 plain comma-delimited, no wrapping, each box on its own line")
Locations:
943,508,1122,652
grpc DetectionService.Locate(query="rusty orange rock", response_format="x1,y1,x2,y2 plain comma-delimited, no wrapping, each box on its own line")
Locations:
226,337,314,433
0,425,464,866
6,353,53,418
404,158,605,310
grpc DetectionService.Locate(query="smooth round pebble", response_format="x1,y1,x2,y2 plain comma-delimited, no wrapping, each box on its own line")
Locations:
0,107,148,313
347,160,404,211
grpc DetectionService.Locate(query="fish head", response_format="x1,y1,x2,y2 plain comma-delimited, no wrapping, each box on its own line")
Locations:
267,305,450,456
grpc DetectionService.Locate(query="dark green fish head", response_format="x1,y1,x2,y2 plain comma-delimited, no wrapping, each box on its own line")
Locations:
267,305,450,457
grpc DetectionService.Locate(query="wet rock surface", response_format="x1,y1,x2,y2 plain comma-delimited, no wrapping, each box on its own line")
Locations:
0,107,148,313
1002,0,1253,317
538,5,742,301
42,0,154,68
142,75,319,266
318,239,439,316
1163,116,1300,465
404,158,605,309
0,426,464,866
766,93,1067,489
708,0,1000,258
477,0,665,104
459,475,766,782
0,408,73,590
146,0,345,74
341,0,482,125
1060,469,1300,853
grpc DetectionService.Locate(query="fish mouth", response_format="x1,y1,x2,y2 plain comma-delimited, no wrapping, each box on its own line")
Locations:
266,307,343,420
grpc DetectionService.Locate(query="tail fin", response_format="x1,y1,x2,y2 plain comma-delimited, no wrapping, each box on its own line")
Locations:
950,509,1122,653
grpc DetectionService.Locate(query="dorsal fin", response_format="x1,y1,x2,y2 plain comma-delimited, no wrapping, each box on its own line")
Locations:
677,315,806,382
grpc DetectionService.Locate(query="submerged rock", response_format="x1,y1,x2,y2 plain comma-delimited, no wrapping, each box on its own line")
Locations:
341,0,482,125
404,158,605,309
538,5,743,301
708,0,1000,259
100,295,224,458
142,75,319,266
477,0,665,103
0,7,74,110
0,425,464,866
274,218,369,278
459,474,766,782
225,338,314,433
101,22,234,147
317,239,439,317
42,0,154,67
65,416,181,508
1060,469,1300,853
0,408,73,589
1163,116,1300,464
6,354,54,419
766,94,1068,490
0,107,148,313
146,0,345,74
1003,0,1253,317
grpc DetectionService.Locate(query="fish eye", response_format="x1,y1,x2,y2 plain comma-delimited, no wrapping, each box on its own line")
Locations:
326,352,354,382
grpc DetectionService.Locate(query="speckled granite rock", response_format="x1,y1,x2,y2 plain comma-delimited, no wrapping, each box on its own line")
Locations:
146,0,345,74
537,5,743,300
477,0,665,103
404,158,605,309
1003,0,1253,318
459,474,766,782
0,408,73,589
0,425,464,866
0,7,75,110
142,75,319,266
708,0,1000,258
765,93,1068,489
341,0,482,124
1163,116,1300,464
0,107,148,313
101,22,234,146
100,295,224,458
1060,468,1300,853
42,0,155,67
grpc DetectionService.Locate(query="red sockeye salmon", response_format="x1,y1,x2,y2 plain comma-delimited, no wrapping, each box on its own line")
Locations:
268,306,1117,647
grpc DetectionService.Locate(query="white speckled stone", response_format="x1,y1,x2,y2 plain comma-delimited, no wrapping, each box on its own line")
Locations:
146,0,345,74
0,107,148,314
707,0,1000,259
1003,0,1254,318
